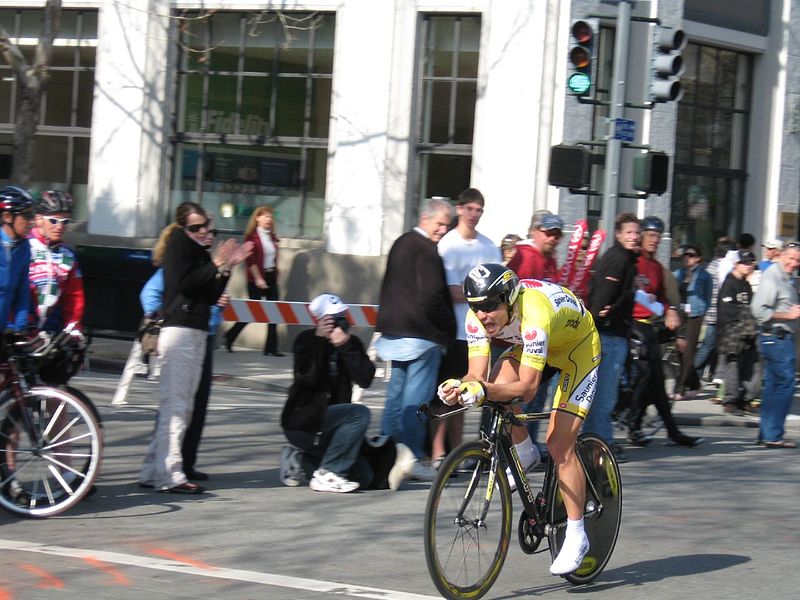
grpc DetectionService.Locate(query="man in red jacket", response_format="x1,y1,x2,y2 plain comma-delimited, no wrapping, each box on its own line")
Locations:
629,216,703,447
507,211,564,281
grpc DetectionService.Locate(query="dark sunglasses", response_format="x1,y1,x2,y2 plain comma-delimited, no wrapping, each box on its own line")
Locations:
18,211,36,221
46,216,71,226
683,252,698,258
185,219,210,233
468,296,503,314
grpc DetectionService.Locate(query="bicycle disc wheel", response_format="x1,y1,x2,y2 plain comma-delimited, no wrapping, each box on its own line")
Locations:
424,440,512,600
0,387,103,518
547,433,622,584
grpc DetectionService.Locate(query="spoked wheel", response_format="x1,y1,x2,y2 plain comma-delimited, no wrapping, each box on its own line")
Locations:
424,440,512,600
0,387,103,518
547,433,622,584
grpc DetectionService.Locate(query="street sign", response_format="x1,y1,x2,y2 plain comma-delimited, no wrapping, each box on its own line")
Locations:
614,118,636,141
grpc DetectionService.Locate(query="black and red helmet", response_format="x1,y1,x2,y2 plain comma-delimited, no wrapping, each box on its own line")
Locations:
37,190,74,215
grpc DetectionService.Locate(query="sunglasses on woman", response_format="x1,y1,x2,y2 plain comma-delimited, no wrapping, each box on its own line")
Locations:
185,219,210,233
46,216,71,226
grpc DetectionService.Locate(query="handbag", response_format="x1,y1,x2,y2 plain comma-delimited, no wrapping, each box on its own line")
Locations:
137,312,163,357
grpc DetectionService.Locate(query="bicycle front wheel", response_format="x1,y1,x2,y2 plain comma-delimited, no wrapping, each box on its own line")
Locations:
548,433,622,584
0,387,103,518
424,440,512,600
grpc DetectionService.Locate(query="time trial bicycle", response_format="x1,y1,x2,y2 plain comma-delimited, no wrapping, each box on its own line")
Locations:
424,401,622,599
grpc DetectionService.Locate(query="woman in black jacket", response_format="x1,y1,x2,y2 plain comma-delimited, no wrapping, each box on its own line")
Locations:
139,202,251,494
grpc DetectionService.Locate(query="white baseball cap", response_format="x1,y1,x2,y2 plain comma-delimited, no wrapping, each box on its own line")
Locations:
308,293,349,319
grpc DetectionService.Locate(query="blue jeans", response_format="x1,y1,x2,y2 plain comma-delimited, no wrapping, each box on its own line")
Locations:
758,333,796,443
694,323,716,374
583,333,628,444
284,403,371,478
381,345,442,458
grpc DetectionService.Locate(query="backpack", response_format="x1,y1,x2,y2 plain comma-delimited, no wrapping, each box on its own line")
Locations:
137,312,163,357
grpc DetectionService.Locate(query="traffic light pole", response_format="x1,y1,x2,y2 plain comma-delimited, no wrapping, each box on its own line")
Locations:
600,0,633,242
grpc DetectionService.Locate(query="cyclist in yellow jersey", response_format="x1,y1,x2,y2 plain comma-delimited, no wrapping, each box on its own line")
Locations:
439,263,601,576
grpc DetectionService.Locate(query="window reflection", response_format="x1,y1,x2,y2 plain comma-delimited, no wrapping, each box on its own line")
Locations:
672,42,752,247
416,14,481,210
173,11,334,238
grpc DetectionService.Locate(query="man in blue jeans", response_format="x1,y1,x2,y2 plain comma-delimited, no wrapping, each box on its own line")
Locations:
584,213,641,462
280,294,378,492
751,242,800,448
375,199,456,481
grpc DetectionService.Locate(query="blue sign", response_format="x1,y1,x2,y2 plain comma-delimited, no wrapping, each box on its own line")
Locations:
614,118,636,142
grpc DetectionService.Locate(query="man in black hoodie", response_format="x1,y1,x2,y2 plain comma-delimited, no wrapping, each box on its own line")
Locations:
584,213,641,460
717,250,759,415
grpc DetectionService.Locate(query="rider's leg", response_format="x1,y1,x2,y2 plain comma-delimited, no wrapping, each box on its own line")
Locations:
546,411,585,520
547,411,589,575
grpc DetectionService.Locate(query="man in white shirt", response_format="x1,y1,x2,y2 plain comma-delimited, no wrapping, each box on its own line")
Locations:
432,188,501,463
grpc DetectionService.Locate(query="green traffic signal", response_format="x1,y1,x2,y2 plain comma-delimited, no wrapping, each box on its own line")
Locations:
568,19,596,97
568,72,592,95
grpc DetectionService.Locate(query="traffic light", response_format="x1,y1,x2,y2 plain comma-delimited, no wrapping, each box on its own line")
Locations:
633,151,670,194
649,27,686,102
567,19,597,96
549,144,592,189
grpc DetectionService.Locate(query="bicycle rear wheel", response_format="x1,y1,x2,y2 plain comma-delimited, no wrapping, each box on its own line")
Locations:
547,433,622,584
0,387,103,518
424,440,512,600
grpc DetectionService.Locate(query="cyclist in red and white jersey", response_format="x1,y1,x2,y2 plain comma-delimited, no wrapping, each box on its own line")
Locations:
28,190,85,333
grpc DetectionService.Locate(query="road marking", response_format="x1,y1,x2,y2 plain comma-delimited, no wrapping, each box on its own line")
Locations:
0,539,438,600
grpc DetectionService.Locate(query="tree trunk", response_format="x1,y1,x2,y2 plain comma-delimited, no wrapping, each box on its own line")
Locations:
12,79,42,187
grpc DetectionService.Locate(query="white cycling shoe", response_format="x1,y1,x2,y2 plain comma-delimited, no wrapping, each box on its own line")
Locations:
549,531,589,575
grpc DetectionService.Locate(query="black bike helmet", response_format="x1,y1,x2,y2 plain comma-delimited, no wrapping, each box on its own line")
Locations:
640,215,665,234
463,263,520,313
0,185,34,214
37,190,74,215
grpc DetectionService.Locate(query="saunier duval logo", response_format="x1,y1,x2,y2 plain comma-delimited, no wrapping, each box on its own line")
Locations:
554,294,579,309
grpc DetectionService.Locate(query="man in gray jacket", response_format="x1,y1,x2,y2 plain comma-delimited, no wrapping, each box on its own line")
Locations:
750,242,800,448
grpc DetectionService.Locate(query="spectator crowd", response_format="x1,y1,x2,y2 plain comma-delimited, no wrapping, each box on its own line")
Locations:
2,183,798,503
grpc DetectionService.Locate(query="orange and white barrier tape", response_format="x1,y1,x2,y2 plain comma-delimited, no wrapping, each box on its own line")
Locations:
222,300,379,327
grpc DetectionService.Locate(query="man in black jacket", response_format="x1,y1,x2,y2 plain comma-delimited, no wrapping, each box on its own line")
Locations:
584,213,640,461
280,294,378,493
375,198,456,482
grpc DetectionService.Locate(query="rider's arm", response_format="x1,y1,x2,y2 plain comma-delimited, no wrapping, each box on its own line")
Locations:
484,363,542,404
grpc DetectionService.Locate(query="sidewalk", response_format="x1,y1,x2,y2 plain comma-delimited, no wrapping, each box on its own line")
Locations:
86,336,800,435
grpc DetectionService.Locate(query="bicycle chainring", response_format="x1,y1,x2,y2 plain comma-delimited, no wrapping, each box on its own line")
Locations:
518,510,544,554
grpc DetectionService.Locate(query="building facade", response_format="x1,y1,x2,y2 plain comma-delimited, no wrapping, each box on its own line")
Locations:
0,0,797,339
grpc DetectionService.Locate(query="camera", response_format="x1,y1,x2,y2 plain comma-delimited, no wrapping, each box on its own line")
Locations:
332,315,350,333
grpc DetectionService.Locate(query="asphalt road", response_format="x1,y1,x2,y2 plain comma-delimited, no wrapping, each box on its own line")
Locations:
1,370,798,600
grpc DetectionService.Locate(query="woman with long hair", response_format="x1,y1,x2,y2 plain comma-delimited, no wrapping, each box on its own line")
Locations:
224,205,283,355
139,202,251,493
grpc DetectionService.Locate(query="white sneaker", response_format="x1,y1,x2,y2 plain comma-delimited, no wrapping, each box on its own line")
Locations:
409,461,436,482
279,445,303,487
309,469,359,493
387,443,416,490
549,531,589,575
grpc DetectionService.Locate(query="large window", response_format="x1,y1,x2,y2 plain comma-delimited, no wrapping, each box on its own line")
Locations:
0,9,97,220
171,11,334,238
671,43,752,253
415,14,481,208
